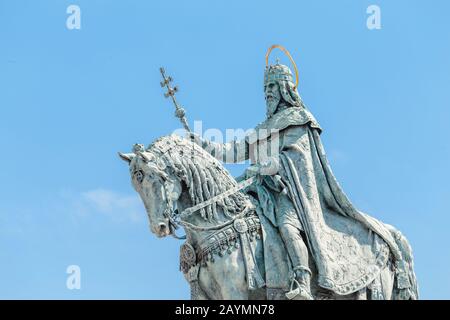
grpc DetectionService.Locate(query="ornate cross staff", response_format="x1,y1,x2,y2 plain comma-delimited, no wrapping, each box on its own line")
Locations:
160,67,191,133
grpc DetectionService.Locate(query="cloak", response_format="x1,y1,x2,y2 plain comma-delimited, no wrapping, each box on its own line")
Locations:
249,107,417,297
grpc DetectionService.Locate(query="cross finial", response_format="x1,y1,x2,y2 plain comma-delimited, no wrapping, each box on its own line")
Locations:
159,67,191,133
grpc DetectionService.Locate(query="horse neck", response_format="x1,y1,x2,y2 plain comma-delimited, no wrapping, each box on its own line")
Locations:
175,183,244,248
170,149,249,246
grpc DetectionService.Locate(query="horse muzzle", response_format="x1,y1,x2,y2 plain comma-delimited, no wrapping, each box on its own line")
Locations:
154,222,171,238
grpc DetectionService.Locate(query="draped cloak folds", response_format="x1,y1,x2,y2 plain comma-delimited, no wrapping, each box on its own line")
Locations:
247,107,417,297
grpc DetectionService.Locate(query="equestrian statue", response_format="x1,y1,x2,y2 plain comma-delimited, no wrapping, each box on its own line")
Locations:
119,45,418,300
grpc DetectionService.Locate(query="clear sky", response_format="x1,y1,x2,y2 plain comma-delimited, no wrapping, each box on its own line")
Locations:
1,0,449,299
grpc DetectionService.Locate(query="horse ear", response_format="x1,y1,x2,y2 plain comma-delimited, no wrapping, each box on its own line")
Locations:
118,152,135,163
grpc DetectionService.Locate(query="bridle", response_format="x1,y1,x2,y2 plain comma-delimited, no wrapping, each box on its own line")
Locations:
139,136,256,239
160,174,256,239
159,178,186,240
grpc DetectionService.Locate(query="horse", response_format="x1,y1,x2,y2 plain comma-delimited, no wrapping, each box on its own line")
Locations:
119,134,417,300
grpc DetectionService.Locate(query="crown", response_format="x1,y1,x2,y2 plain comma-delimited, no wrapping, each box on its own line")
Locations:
264,45,299,89
264,63,294,84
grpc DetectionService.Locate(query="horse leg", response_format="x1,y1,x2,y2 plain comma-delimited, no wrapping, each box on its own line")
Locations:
198,249,249,299
189,282,210,300
197,236,267,300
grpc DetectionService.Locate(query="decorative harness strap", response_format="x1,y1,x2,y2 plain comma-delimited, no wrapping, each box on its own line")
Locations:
179,176,256,219
180,213,265,291
177,176,265,291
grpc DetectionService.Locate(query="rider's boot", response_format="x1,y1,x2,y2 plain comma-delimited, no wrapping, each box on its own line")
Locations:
286,266,313,300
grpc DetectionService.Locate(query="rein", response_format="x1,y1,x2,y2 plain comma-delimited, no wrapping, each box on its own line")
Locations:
165,176,256,235
145,137,256,239
180,176,256,218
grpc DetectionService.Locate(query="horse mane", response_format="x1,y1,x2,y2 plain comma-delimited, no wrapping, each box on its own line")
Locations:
147,135,249,222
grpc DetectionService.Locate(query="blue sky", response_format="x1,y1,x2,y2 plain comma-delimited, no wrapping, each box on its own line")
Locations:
1,0,449,299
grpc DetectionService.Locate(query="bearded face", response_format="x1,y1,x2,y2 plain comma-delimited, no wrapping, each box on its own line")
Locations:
264,81,281,117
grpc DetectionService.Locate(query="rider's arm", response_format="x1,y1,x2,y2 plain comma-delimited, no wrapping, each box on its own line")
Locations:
203,137,250,163
191,133,249,163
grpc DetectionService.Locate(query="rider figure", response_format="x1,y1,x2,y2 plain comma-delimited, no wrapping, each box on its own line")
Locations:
193,61,314,300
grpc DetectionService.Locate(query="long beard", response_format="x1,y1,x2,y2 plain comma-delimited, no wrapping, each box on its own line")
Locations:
266,97,280,117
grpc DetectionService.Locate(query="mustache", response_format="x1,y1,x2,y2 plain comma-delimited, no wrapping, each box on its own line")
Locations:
265,94,278,100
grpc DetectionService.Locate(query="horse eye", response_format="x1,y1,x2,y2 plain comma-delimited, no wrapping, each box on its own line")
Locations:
134,170,144,183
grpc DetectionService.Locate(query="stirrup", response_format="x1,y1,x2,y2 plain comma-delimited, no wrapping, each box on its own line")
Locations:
286,279,313,300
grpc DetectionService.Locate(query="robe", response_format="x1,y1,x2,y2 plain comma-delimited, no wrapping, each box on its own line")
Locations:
246,106,417,297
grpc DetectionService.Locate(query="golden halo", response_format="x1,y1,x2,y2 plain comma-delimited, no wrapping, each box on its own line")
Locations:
265,44,299,90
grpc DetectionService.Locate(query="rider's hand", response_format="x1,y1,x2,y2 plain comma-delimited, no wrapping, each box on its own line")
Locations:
245,165,261,179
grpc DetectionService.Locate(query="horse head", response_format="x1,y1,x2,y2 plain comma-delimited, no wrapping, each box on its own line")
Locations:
119,134,250,240
118,139,182,238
